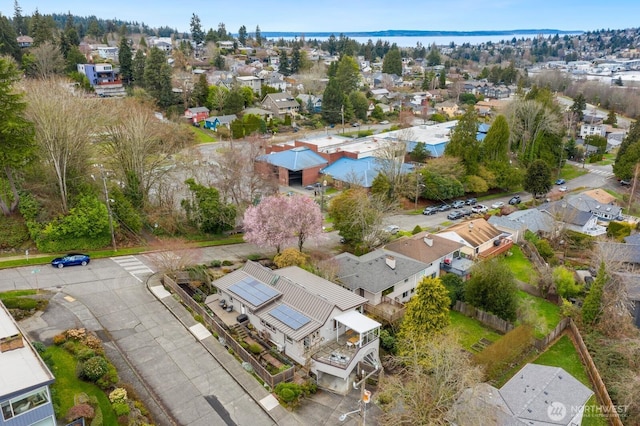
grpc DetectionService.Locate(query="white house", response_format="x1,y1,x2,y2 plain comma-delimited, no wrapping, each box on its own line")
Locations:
206,261,381,394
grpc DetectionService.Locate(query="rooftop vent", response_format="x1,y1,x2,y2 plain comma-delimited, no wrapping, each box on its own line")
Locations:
0,333,24,352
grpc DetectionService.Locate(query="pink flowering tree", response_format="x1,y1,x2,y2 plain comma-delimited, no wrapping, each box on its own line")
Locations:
243,195,323,253
288,195,323,251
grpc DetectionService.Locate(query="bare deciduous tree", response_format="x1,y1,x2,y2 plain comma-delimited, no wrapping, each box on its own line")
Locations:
28,41,64,79
505,99,563,159
102,99,192,208
378,330,483,426
24,78,99,213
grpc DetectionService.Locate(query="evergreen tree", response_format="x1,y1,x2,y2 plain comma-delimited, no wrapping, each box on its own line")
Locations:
604,109,617,126
190,13,204,45
482,115,510,162
445,106,480,174
427,44,441,66
132,49,145,86
290,44,301,74
465,259,518,322
64,13,80,46
397,276,450,354
118,37,133,84
213,54,225,70
382,47,402,75
238,25,247,46
439,69,447,88
582,261,607,325
523,159,552,198
278,50,290,76
349,91,369,121
570,93,586,122
30,9,55,46
0,14,21,61
192,73,209,107
65,46,86,73
255,25,261,46
342,94,354,122
322,78,343,124
144,47,174,107
335,55,360,93
12,1,27,36
0,56,35,216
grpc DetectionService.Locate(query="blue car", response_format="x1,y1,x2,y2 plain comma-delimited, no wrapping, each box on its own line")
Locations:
51,253,91,268
555,179,566,185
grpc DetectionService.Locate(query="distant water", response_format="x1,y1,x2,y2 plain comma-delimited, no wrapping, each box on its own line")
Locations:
273,33,582,48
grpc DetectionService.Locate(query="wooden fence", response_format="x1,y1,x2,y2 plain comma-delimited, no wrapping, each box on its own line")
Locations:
163,275,295,389
567,320,623,426
454,301,515,334
364,301,405,324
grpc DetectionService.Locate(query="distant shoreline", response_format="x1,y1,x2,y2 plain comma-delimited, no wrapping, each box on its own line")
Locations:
259,29,583,38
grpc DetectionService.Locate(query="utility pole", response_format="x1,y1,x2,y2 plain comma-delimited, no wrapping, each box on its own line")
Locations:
96,164,117,252
627,162,639,212
341,104,345,134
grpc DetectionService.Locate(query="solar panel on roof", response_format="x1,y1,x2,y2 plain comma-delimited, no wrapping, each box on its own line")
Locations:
228,277,279,307
270,305,310,330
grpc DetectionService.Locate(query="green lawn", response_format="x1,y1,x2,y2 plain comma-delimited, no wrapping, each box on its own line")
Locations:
0,289,37,299
559,163,590,180
45,346,117,424
503,245,537,282
517,291,561,338
534,336,607,426
189,126,216,143
448,310,501,351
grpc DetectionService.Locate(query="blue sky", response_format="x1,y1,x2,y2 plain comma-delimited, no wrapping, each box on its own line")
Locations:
3,0,639,34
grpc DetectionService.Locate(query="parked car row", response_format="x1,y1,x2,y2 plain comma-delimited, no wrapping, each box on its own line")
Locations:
422,198,476,215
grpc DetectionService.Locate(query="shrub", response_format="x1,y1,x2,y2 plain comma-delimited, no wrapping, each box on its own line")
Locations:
274,382,302,404
473,325,534,380
53,333,67,345
210,259,222,267
194,314,204,324
133,400,149,416
534,239,554,260
112,401,130,416
606,221,633,241
222,260,234,266
63,340,78,354
65,328,87,341
66,403,95,421
79,356,109,382
32,341,46,354
248,343,263,355
90,406,103,426
246,254,262,261
77,348,96,362
96,363,119,389
109,388,128,404
379,328,397,354
411,225,422,235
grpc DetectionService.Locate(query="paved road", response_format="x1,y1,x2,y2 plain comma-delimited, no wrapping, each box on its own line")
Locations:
2,258,277,426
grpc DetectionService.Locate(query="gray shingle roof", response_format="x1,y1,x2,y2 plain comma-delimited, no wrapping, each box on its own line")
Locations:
334,250,429,294
500,364,593,424
384,231,464,263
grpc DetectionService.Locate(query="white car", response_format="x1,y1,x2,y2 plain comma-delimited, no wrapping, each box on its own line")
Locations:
383,225,400,235
491,201,505,209
559,186,568,192
472,204,488,214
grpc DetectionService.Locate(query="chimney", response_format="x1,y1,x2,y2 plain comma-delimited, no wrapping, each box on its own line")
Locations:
0,333,24,352
385,255,396,270
423,235,433,247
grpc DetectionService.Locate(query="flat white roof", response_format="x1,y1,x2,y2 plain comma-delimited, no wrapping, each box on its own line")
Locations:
0,303,54,397
334,310,381,334
382,120,458,145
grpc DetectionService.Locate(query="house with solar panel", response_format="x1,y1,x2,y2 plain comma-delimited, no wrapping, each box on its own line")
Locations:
205,261,382,394
1,302,56,425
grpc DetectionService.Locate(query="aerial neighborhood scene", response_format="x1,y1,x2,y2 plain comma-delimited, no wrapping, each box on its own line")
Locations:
3,0,640,424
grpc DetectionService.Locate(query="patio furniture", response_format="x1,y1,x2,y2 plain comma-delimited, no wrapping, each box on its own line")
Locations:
225,304,233,312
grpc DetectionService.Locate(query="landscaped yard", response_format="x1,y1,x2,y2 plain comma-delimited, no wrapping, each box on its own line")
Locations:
534,336,607,426
516,291,561,338
449,310,501,351
503,245,537,282
45,345,117,424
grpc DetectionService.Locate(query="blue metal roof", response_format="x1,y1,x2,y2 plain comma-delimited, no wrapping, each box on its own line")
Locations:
406,141,448,157
321,157,414,188
478,123,491,133
258,147,328,171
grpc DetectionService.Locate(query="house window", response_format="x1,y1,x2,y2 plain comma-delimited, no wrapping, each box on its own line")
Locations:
285,335,293,344
382,286,394,297
411,288,416,294
1,386,50,420
402,291,409,298
404,278,408,283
